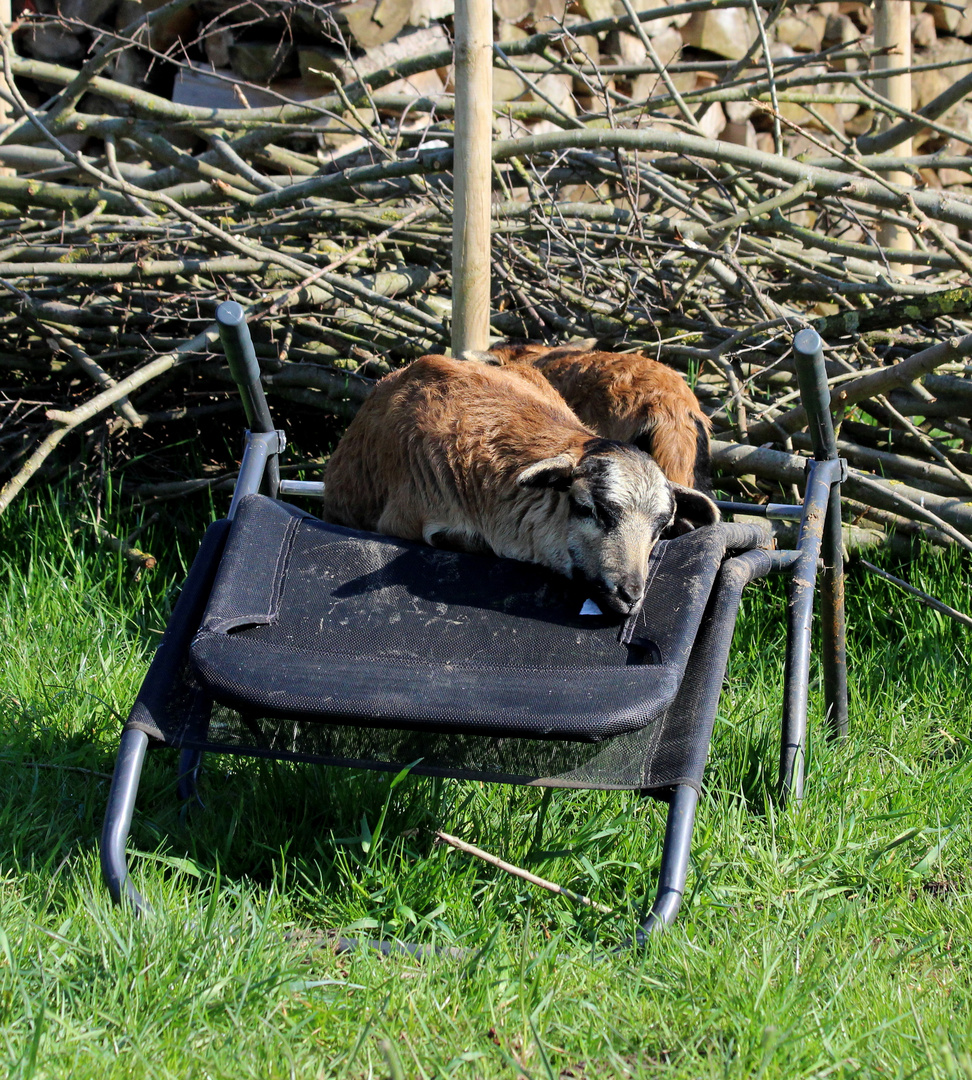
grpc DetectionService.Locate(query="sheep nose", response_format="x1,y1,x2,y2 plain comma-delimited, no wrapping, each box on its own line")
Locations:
606,574,645,611
619,579,644,607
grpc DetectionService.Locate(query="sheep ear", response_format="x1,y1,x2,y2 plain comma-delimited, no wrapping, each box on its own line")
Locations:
516,452,577,490
671,484,720,529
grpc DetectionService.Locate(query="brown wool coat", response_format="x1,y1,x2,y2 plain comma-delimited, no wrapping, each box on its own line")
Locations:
484,344,712,491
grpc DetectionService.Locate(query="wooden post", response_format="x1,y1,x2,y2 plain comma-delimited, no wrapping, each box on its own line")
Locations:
0,0,13,178
873,0,913,274
451,0,493,355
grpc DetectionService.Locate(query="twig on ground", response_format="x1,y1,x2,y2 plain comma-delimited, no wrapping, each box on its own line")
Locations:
434,830,613,914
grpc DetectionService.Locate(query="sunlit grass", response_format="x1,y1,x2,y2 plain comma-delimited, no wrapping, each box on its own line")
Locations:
0,487,969,1078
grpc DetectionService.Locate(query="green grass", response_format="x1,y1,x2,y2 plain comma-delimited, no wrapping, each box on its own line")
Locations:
1,487,970,1078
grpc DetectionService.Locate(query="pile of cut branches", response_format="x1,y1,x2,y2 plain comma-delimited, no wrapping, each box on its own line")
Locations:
4,0,972,558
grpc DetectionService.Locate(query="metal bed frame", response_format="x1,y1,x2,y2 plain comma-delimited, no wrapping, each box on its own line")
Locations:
101,304,848,943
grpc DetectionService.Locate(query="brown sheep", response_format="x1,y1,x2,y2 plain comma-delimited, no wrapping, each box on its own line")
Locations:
471,343,714,494
321,355,718,616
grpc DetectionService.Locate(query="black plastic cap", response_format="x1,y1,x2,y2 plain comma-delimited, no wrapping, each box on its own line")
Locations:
216,300,245,328
216,300,262,389
793,327,823,361
793,327,838,460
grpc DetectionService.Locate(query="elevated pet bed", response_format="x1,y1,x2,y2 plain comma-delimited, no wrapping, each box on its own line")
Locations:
101,305,848,946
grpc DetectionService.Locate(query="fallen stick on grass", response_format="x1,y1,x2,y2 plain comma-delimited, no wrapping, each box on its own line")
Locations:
85,521,157,571
857,560,972,631
4,759,114,781
434,829,613,915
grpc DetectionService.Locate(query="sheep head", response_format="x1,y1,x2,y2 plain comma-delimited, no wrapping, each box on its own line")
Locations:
517,440,717,616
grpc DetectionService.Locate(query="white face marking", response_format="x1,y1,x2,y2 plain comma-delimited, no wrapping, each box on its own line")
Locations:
488,443,693,616
562,447,675,615
595,455,630,509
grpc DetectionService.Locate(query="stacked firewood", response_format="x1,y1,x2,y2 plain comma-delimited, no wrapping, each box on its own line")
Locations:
3,0,972,563
13,0,972,161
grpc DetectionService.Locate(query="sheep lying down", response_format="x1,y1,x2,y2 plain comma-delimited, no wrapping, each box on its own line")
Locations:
320,355,718,617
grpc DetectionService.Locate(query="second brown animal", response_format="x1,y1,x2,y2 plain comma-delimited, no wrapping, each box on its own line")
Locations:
472,343,714,496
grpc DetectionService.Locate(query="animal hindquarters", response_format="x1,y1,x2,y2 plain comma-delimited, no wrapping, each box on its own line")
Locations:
485,344,714,493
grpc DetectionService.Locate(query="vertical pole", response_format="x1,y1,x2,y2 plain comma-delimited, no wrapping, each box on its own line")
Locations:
451,0,493,356
779,462,832,800
793,328,849,743
873,0,913,273
216,300,280,498
0,0,14,178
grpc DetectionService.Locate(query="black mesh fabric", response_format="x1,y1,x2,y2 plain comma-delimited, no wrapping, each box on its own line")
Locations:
125,518,230,745
124,496,774,792
188,496,751,740
194,549,775,793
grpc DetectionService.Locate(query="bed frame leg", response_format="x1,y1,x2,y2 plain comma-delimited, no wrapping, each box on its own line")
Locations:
780,565,813,803
177,748,204,806
633,784,698,946
820,483,849,741
781,328,850,801
100,728,152,913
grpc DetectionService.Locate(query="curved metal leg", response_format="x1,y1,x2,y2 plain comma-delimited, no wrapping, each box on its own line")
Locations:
100,728,152,913
632,784,699,947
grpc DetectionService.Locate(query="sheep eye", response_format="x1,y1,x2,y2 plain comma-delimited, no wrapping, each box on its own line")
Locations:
569,496,597,519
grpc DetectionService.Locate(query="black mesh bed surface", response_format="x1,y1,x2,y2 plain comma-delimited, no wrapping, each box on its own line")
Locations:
125,495,771,792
